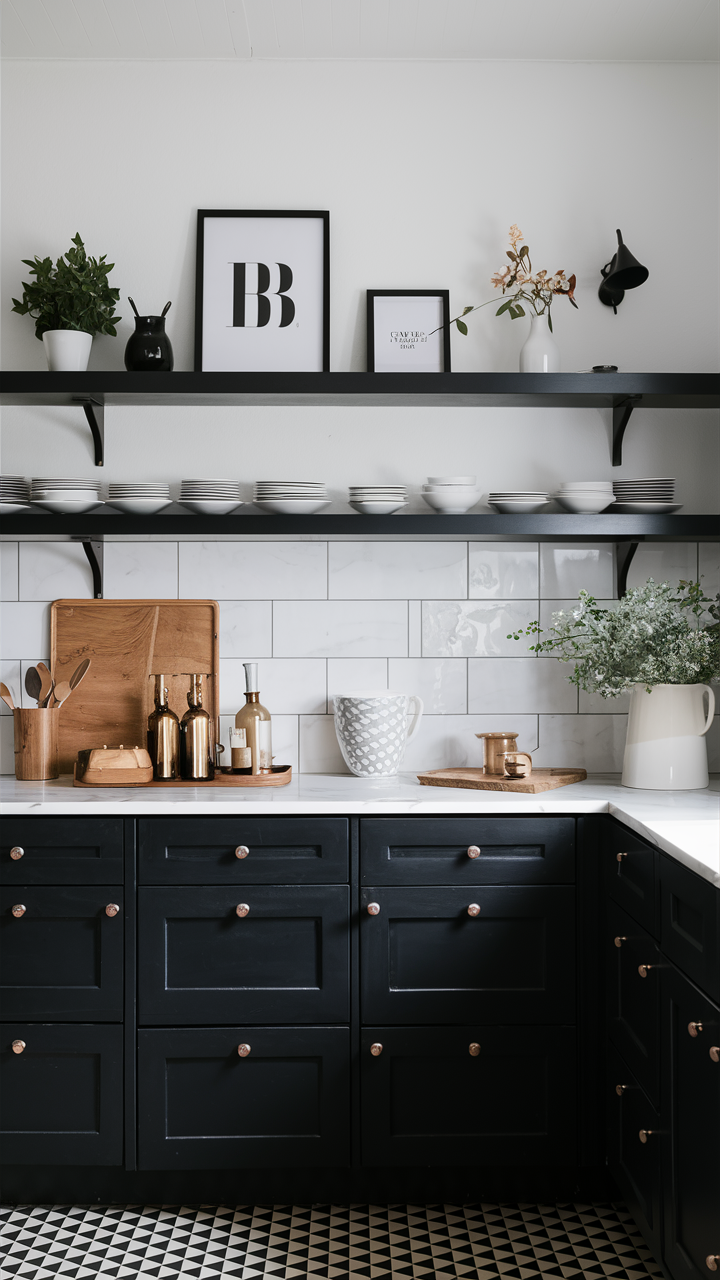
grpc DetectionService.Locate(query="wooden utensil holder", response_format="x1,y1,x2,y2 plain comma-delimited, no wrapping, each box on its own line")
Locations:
13,708,60,780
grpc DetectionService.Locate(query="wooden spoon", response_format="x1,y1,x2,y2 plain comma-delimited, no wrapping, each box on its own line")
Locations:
24,666,43,706
0,682,15,711
36,662,54,707
69,658,91,690
51,681,72,708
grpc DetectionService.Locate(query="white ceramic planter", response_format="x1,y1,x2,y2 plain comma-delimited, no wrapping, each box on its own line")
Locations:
519,313,560,373
622,683,715,790
333,691,423,777
42,330,93,372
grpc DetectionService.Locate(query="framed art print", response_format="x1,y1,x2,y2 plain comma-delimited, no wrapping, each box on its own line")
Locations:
195,210,329,371
367,290,450,373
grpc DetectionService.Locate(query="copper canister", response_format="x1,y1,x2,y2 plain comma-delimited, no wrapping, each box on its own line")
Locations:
475,731,520,775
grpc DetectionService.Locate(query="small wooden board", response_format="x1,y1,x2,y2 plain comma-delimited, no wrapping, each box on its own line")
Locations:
73,765,292,788
417,767,587,793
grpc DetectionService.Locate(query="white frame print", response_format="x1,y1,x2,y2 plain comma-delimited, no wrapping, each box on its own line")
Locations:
195,210,330,372
367,290,451,373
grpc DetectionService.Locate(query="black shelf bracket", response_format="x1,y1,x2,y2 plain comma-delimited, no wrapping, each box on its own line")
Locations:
612,395,641,466
74,536,104,598
616,541,640,598
73,398,105,467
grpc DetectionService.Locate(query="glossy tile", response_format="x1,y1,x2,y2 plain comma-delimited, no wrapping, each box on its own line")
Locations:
539,598,618,634
699,542,720,601
627,541,698,591
579,685,632,714
389,658,467,713
0,542,18,601
329,541,467,598
219,657,327,715
408,599,422,656
468,657,577,714
218,713,299,771
536,714,628,771
179,540,327,599
0,716,13,774
422,600,537,656
219,601,273,658
0,659,21,715
18,541,92,601
103,541,178,599
403,713,538,771
0,602,51,659
274,600,408,657
540,543,615,599
299,713,348,773
469,541,538,598
327,658,388,700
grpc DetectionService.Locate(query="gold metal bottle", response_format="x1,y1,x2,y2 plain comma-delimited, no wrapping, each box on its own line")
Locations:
147,674,180,779
235,662,272,775
180,674,214,780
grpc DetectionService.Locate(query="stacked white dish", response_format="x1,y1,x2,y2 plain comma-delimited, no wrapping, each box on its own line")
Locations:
488,490,550,514
555,481,615,513
348,485,408,515
108,482,172,515
422,476,479,514
179,479,243,515
612,477,680,514
0,474,31,513
31,477,103,514
253,481,330,515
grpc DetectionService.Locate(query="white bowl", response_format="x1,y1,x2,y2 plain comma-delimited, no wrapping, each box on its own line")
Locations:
559,481,613,491
254,499,331,515
33,498,104,514
489,500,551,514
0,501,32,514
107,498,174,515
427,476,476,486
32,489,102,503
422,492,480,514
349,500,408,515
423,485,479,497
179,499,243,515
555,493,616,513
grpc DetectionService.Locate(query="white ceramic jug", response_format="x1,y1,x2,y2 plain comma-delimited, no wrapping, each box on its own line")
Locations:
333,691,424,777
622,683,715,790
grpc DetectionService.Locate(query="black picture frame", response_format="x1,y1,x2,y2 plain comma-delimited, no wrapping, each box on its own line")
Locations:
366,290,451,373
195,210,330,372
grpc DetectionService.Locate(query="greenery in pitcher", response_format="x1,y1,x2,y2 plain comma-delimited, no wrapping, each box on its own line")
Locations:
509,579,720,697
11,233,121,339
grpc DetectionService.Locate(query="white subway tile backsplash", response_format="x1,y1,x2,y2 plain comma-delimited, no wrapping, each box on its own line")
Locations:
627,542,697,591
219,658,327,715
402,714,539,772
1,543,19,601
535,714,627,771
468,657,577,715
18,542,92,601
180,541,327,600
579,686,632,714
274,600,408,657
0,715,14,774
218,713,299,772
0,659,21,714
540,543,615,599
699,543,720,600
422,600,537,657
299,714,349,773
469,542,538,599
329,541,467,599
219,601,273,658
103,542,178,599
388,658,467,714
408,600,422,657
328,658,388,700
539,598,618,633
0,602,50,660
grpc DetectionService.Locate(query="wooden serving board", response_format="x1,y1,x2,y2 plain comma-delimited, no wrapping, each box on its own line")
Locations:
417,767,587,793
52,599,219,775
73,765,292,789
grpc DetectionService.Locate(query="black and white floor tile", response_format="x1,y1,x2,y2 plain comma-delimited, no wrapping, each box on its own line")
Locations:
0,1202,666,1279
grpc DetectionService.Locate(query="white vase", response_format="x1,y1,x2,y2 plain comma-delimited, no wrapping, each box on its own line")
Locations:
621,683,715,790
333,691,424,777
519,313,560,373
42,330,93,371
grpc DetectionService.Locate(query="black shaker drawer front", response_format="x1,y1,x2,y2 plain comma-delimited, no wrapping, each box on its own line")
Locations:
138,1026,350,1169
361,817,575,885
604,819,658,936
606,902,661,1107
1,818,123,886
139,817,348,884
606,1043,663,1259
0,1023,123,1166
360,885,575,1025
660,855,719,1003
360,1025,576,1167
138,885,349,1025
0,887,123,1021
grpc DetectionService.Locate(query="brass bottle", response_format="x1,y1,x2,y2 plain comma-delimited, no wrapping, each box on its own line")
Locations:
235,662,272,775
147,674,180,779
180,674,214,780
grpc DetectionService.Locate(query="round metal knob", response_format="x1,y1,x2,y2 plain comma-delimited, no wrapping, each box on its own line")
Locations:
236,903,250,917
467,845,481,859
105,903,119,917
367,902,380,916
616,852,628,862
710,1047,720,1063
614,936,626,948
370,1043,383,1056
688,1022,704,1038
616,1084,627,1096
235,845,249,859
237,1043,251,1057
11,904,26,918
469,1043,480,1056
706,1259,719,1272
467,903,481,917
638,963,654,978
12,1039,25,1054
639,1129,654,1144
10,846,24,860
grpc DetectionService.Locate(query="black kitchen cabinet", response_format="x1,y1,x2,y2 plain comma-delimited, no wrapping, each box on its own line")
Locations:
138,817,348,884
604,818,658,936
361,816,574,885
659,855,720,1004
137,1026,350,1169
606,900,662,1106
606,1041,663,1260
1,818,124,886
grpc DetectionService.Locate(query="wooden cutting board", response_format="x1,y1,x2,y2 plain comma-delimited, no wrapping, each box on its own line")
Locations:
417,767,587,793
51,599,219,774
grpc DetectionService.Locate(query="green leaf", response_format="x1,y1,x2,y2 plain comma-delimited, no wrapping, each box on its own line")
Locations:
496,300,512,316
547,312,553,333
462,305,473,315
514,304,525,317
506,251,517,261
520,245,529,258
456,319,468,335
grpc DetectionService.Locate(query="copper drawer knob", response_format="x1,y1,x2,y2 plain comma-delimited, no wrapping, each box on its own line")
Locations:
688,1022,704,1038
614,936,626,948
367,902,380,916
639,1129,654,1143
706,1259,719,1272
467,903,481,917
638,963,654,978
105,903,119,917
236,903,250,917
11,904,26,918
235,845,249,859
710,1047,720,1064
370,1043,383,1056
616,852,628,862
10,847,24,860
467,845,481,859
469,1043,480,1056
237,1043,251,1057
12,1039,26,1054
616,1084,627,1096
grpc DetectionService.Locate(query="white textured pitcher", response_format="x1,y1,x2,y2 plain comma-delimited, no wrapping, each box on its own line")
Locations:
622,683,715,790
333,691,423,777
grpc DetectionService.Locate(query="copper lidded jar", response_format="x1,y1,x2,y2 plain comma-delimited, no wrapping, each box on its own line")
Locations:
476,731,520,776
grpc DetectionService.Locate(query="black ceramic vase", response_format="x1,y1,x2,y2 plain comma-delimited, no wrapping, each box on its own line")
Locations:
124,314,174,371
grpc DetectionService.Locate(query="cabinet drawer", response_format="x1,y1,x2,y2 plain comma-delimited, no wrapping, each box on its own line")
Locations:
0,886,123,1021
0,1023,123,1165
606,1043,663,1258
138,817,348,884
606,902,661,1106
1,818,123,885
660,855,719,1003
604,819,657,935
138,1026,350,1169
361,817,574,885
360,885,575,1025
138,885,349,1025
360,1025,576,1167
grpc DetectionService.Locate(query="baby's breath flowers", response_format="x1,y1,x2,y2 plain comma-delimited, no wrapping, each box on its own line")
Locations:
508,580,720,699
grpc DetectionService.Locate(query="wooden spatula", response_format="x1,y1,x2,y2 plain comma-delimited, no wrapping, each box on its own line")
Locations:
24,666,43,706
69,658,91,690
0,682,15,711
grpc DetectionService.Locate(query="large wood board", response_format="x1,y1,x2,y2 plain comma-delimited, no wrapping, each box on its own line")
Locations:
73,765,292,789
417,767,587,793
51,599,219,774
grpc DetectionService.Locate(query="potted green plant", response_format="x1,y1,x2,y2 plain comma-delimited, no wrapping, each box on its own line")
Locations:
11,233,121,371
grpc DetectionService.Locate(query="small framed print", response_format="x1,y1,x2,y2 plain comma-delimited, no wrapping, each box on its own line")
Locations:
195,210,329,372
367,290,451,373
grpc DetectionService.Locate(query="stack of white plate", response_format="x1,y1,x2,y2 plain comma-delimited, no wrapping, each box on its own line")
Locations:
612,478,680,514
555,481,615,513
422,476,479,514
108,482,172,515
348,485,408,515
179,479,243,515
488,490,550,514
0,475,31,513
253,481,330,515
31,477,103,514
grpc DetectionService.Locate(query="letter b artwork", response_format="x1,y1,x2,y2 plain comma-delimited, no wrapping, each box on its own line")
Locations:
233,262,295,328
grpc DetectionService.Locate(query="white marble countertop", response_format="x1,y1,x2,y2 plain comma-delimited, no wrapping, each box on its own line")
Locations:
2,772,718,886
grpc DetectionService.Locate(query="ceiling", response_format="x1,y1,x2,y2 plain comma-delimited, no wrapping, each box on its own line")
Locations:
1,0,718,62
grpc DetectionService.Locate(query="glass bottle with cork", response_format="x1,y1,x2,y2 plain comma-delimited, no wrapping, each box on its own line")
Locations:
147,674,180,779
180,674,214,780
235,662,272,774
